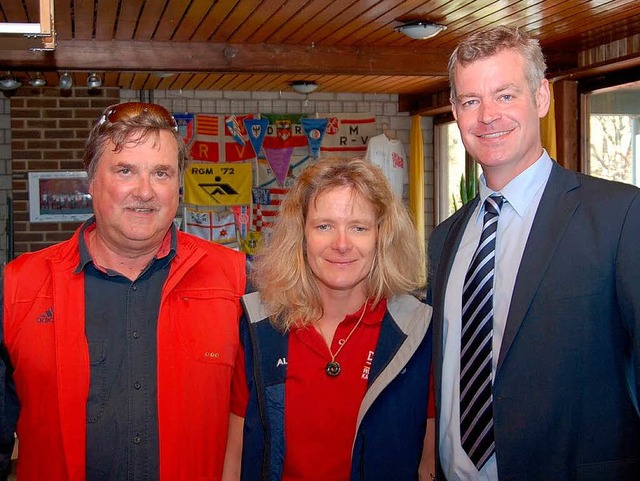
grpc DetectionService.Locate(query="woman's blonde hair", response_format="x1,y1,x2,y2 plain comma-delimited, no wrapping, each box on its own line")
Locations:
251,157,424,331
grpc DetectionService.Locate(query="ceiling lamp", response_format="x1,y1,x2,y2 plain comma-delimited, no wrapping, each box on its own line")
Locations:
29,72,47,87
87,72,102,89
0,72,22,91
395,21,447,40
289,80,319,95
59,72,73,90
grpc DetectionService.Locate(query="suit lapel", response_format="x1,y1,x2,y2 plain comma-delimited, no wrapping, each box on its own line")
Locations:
496,163,581,372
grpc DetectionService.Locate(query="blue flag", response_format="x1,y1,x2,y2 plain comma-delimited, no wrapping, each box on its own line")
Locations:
301,117,328,158
243,117,269,157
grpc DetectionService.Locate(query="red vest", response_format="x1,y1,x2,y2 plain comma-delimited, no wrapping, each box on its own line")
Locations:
3,228,246,481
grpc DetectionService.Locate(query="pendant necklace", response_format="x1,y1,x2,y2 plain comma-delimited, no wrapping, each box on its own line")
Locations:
319,301,368,377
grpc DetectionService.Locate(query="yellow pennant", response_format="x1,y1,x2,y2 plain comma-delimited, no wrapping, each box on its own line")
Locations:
184,162,252,206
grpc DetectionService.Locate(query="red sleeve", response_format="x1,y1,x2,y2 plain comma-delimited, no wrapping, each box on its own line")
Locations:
230,341,250,417
427,363,436,418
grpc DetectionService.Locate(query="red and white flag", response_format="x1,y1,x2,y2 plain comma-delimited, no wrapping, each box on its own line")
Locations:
185,207,237,245
320,113,377,156
251,188,287,240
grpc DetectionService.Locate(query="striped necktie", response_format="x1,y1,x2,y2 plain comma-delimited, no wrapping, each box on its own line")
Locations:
460,194,503,469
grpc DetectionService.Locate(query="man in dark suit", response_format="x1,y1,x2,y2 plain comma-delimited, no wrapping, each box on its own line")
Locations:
427,26,640,481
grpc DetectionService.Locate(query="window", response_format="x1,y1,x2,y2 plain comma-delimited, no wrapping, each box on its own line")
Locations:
434,120,475,223
584,83,640,186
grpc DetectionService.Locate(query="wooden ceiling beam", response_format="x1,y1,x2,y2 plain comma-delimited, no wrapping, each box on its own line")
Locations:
0,39,450,77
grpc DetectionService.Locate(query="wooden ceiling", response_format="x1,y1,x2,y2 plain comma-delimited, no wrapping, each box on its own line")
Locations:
1,0,640,100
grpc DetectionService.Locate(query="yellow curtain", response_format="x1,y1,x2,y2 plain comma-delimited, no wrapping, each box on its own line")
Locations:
409,115,426,283
540,80,557,159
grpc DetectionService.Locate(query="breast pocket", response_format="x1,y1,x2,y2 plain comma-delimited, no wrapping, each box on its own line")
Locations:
86,341,107,423
172,288,240,366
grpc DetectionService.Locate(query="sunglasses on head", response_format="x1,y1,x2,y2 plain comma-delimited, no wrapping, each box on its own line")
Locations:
97,102,178,131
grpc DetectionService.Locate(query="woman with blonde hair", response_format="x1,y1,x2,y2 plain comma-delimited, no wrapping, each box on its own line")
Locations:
226,157,434,481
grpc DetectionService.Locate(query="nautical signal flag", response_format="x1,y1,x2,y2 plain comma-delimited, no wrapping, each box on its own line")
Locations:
184,162,252,206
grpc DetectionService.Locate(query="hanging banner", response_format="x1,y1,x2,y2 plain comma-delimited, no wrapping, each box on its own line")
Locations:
252,187,288,239
261,113,308,149
231,205,250,241
320,113,376,156
244,117,269,158
224,114,256,162
174,113,195,145
190,114,220,162
225,115,246,146
255,155,314,189
184,162,252,206
263,146,294,187
190,140,219,162
184,208,236,245
301,117,328,158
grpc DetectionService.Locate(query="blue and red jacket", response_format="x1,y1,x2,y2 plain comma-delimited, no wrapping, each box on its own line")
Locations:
239,291,433,481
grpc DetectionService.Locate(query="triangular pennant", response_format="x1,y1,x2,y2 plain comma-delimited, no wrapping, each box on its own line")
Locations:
301,117,328,158
244,117,269,157
263,147,294,187
261,113,307,149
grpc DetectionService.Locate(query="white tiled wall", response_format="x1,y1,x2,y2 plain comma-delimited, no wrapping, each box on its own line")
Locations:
121,89,435,245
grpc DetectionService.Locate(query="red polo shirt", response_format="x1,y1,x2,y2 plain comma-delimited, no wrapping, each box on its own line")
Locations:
282,299,385,481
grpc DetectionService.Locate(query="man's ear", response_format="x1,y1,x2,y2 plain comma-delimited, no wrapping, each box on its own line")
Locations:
536,78,551,119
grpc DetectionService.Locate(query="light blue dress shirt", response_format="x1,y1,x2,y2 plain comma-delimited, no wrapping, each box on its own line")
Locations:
439,152,553,481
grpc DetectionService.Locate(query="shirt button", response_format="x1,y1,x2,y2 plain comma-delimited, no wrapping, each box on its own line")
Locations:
133,436,141,444
133,331,140,339
131,285,137,291
134,381,141,390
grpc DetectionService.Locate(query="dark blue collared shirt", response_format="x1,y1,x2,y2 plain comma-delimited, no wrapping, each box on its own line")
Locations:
78,218,176,481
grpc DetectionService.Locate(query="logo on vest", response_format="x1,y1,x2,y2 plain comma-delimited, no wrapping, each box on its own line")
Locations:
276,357,288,367
36,307,54,323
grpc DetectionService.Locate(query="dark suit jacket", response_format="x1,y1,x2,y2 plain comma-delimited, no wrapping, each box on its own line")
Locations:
427,162,640,481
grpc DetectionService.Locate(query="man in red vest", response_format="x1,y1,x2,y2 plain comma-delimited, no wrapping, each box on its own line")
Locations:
1,102,246,481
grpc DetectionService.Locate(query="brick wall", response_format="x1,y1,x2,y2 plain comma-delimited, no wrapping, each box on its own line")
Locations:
0,96,11,264
9,87,120,256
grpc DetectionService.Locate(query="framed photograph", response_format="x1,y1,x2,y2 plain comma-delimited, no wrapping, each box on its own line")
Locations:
28,171,93,222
